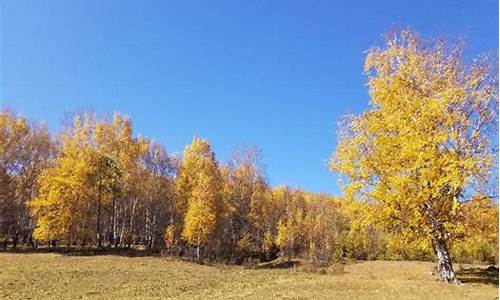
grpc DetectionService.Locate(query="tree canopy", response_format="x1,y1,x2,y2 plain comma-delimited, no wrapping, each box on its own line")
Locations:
329,30,498,283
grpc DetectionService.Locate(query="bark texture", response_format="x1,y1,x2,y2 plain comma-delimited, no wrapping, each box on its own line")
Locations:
433,239,460,284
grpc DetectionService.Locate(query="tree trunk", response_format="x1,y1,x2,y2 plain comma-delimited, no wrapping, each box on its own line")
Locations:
96,185,102,248
433,238,460,284
112,195,118,247
196,241,201,261
12,232,18,249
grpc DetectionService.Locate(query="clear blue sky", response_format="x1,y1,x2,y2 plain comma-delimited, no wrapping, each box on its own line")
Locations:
1,0,498,195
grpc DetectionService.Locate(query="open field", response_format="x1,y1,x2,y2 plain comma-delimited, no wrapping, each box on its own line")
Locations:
0,253,497,299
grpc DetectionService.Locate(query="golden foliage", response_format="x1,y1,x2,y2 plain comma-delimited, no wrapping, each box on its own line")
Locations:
179,138,223,256
330,29,497,252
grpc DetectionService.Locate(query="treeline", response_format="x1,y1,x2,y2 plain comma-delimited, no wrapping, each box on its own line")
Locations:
0,109,498,265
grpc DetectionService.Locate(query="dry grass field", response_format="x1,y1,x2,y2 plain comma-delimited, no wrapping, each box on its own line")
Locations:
0,252,497,299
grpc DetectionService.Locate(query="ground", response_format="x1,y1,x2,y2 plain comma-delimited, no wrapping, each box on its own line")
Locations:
0,252,497,299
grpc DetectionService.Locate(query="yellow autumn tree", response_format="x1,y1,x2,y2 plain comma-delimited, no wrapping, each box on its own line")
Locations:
31,113,132,247
304,193,349,266
275,189,308,258
329,30,498,283
178,137,223,260
452,195,499,264
140,142,176,250
30,114,97,244
93,113,150,247
249,177,272,256
0,109,52,247
221,147,269,260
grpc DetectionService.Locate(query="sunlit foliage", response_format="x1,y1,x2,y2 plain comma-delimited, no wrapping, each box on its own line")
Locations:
329,30,498,283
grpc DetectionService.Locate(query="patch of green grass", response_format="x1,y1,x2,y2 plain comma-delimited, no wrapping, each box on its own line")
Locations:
0,253,497,299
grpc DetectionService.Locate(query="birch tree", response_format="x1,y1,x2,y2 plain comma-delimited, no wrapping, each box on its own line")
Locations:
329,30,498,283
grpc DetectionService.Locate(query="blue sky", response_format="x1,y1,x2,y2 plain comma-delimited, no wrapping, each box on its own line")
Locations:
1,0,498,195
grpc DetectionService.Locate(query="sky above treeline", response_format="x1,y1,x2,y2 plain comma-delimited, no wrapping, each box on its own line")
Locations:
1,0,498,195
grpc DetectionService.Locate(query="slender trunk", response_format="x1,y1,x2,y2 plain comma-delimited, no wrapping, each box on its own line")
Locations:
197,242,201,261
96,184,102,248
4,223,11,248
150,233,155,250
119,215,126,248
127,197,138,247
150,214,157,249
145,208,150,248
432,238,460,284
112,196,118,246
12,232,18,249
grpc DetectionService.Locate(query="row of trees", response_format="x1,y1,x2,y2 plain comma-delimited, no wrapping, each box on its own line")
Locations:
1,111,177,249
1,30,498,284
0,107,497,268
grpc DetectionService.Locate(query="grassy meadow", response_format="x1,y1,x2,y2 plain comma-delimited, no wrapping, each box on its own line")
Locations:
0,252,497,300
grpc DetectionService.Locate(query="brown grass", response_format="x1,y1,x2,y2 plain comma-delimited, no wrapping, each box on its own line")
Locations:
0,253,497,299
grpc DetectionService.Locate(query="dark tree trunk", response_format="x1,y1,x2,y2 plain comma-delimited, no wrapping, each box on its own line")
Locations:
4,224,11,248
12,232,18,249
432,238,460,284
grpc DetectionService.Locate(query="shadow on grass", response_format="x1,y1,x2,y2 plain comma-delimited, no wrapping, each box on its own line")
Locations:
0,247,235,267
0,246,160,257
457,266,499,286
